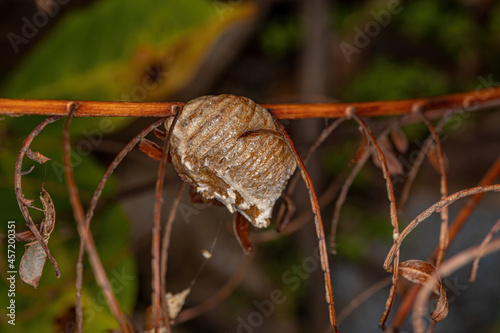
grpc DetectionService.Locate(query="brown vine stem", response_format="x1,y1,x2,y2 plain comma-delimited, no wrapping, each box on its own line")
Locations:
63,103,134,333
347,110,400,330
276,120,338,333
276,117,346,230
417,110,449,267
14,115,62,277
160,181,185,327
151,106,181,332
469,217,500,281
413,237,500,333
384,185,500,269
388,155,500,332
1,85,500,118
78,118,164,332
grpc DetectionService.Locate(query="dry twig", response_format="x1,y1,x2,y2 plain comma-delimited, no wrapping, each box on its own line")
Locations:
469,217,500,282
388,155,500,331
417,110,449,267
14,115,62,277
62,103,134,333
1,85,500,119
413,238,500,333
346,109,401,329
276,121,338,332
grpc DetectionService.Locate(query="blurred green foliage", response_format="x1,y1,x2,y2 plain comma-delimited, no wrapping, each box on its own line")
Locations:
344,57,450,101
0,0,257,331
0,113,136,331
1,0,256,101
259,17,302,58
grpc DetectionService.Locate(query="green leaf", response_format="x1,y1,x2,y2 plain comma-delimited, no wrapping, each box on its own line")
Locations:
1,0,257,102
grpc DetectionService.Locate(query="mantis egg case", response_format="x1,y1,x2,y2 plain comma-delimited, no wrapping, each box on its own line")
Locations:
166,94,296,228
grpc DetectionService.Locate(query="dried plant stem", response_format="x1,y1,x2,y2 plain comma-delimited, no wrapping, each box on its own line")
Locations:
329,149,371,254
151,108,182,332
337,276,392,325
346,109,400,329
413,237,500,333
277,121,338,333
152,155,168,331
160,181,186,325
277,117,346,230
76,118,163,331
385,185,500,268
1,85,500,119
469,217,500,281
14,115,62,277
252,166,347,245
444,155,500,248
418,110,449,267
329,120,399,254
85,119,165,222
389,155,500,331
63,103,133,333
398,117,446,212
175,252,255,324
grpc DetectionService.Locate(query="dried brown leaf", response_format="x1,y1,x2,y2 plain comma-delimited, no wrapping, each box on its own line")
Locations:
19,239,49,288
233,212,253,254
153,127,167,140
19,195,35,207
371,136,403,175
139,138,163,162
426,144,442,174
15,188,56,242
390,126,409,153
39,187,56,236
396,260,449,323
26,148,50,164
15,227,39,242
351,127,369,165
17,188,56,288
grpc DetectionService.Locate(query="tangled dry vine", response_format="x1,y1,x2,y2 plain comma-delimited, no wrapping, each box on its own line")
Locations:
2,85,500,333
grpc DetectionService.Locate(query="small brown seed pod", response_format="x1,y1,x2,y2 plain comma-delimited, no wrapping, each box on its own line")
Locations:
166,94,296,228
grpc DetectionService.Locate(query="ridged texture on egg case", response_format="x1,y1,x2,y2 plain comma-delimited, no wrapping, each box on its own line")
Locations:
166,94,297,228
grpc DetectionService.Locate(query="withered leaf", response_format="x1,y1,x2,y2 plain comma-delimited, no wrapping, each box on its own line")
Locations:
139,138,163,162
19,195,35,207
39,187,56,236
15,226,39,242
153,127,167,140
372,136,403,175
19,239,48,288
425,144,446,174
233,212,252,254
26,148,51,164
390,126,409,153
397,260,449,323
351,127,370,165
16,188,56,241
18,187,56,288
